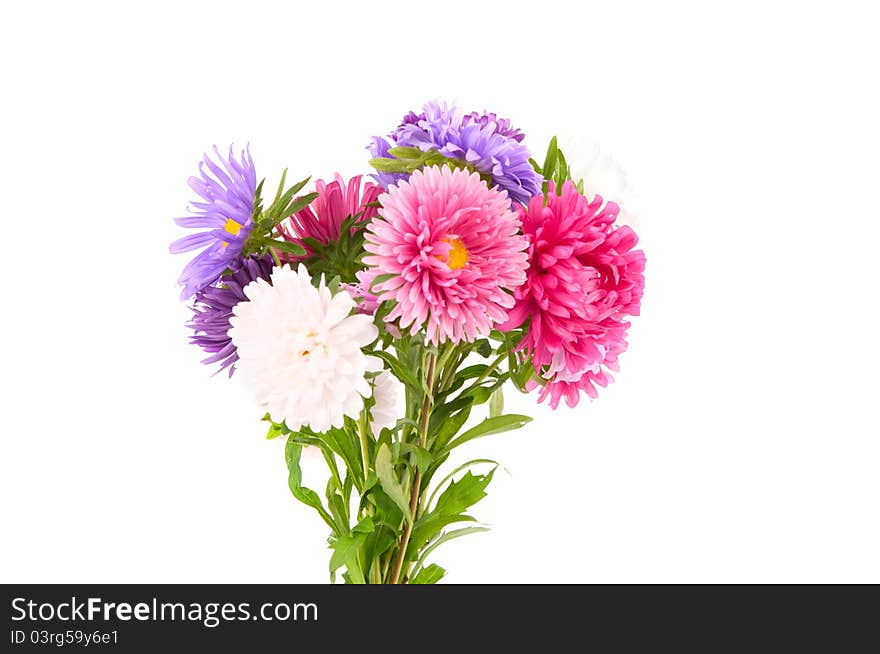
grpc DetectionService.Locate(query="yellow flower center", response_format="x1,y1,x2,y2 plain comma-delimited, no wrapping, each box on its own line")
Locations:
442,237,469,270
221,218,243,248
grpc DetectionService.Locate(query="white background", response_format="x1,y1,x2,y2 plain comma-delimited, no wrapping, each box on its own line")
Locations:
1,1,878,583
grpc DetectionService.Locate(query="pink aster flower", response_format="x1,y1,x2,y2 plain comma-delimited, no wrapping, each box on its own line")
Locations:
342,268,381,316
278,173,381,259
363,165,528,344
499,180,645,408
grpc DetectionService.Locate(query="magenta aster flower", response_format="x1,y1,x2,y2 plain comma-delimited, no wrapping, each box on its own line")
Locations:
277,173,381,281
170,145,257,300
278,173,381,251
500,181,646,408
364,165,528,345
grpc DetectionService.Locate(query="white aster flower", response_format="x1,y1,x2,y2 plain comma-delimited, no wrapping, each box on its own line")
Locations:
229,264,378,433
368,369,402,434
561,136,640,228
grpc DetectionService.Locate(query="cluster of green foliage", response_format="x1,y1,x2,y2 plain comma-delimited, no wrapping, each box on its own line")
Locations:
269,329,534,584
529,136,585,197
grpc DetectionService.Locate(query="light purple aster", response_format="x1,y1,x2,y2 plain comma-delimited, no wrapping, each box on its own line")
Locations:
462,111,525,142
367,101,541,204
188,256,274,376
170,145,257,300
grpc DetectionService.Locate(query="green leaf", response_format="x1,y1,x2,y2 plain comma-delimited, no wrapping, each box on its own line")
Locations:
474,339,493,358
542,136,558,177
284,191,319,217
375,444,412,523
443,414,532,453
322,423,365,490
387,146,427,159
368,272,397,291
399,443,432,474
353,516,375,534
429,403,472,452
410,564,445,584
267,239,307,256
411,526,489,579
329,533,366,584
265,420,286,440
489,386,504,418
409,468,496,557
528,157,542,174
435,470,494,517
463,375,508,406
370,350,421,390
327,490,349,535
285,439,335,532
271,168,288,207
454,364,489,381
425,459,500,512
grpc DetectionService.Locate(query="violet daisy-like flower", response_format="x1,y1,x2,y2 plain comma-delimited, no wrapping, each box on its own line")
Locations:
462,111,525,142
364,165,528,345
368,101,542,204
499,181,646,408
170,145,257,300
187,256,274,377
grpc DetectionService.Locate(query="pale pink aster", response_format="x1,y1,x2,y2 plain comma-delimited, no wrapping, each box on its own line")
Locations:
342,268,381,316
499,181,645,408
363,165,528,344
278,173,381,258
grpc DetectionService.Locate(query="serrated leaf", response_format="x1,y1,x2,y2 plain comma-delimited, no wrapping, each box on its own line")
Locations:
375,444,412,523
435,470,494,516
407,470,494,557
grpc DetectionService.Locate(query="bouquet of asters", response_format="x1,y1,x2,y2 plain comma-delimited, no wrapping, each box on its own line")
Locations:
170,101,645,583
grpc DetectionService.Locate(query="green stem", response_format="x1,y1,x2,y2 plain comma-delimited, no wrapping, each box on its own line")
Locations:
358,407,370,481
388,351,437,584
474,351,507,386
269,246,282,267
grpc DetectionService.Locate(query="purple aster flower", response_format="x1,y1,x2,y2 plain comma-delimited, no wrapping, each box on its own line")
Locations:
188,256,274,376
367,101,541,204
170,145,257,300
392,111,425,141
462,111,525,142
